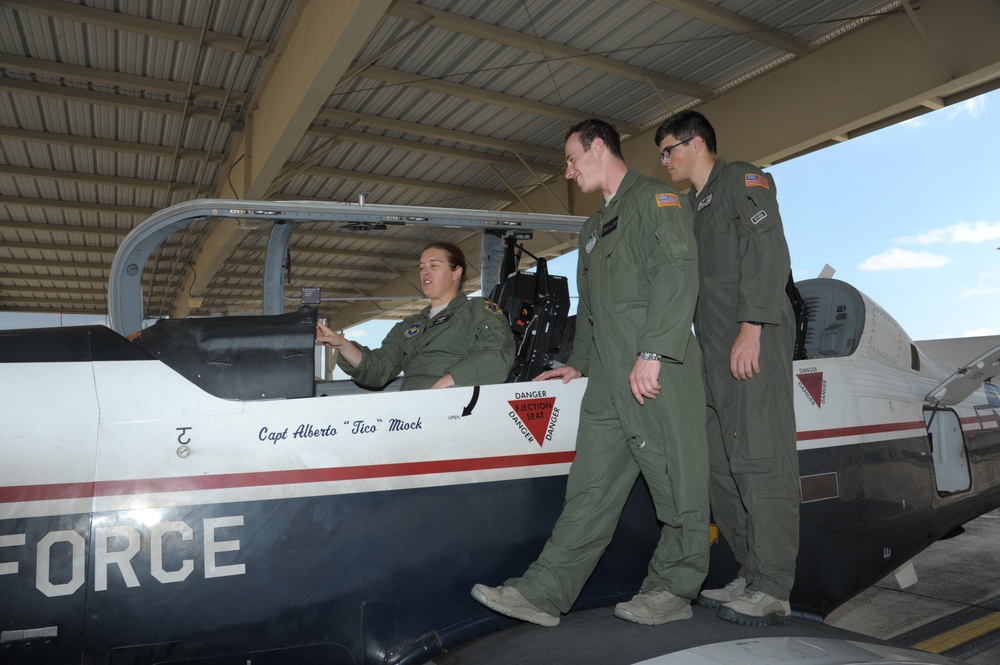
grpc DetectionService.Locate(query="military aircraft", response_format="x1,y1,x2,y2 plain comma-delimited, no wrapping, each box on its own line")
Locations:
1,199,998,665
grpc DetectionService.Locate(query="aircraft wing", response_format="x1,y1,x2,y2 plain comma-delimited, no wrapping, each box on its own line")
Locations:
925,342,1000,406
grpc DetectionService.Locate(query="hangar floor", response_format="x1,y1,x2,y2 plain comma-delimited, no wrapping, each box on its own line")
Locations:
827,509,1000,664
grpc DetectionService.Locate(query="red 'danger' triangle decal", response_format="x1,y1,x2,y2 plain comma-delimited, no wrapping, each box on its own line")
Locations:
508,397,555,446
797,372,823,408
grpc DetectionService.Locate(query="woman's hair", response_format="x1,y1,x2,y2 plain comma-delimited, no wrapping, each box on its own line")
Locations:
422,241,467,290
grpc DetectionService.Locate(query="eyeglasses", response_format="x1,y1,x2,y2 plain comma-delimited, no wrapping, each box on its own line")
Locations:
659,137,694,162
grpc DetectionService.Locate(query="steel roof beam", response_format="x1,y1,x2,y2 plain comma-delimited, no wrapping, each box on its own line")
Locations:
316,109,563,161
650,0,810,54
0,78,240,124
302,164,518,202
308,125,561,175
360,65,642,135
0,127,224,164
0,53,247,107
0,0,273,57
388,0,713,100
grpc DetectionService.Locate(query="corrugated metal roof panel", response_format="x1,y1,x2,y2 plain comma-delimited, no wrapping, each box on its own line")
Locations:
4,0,987,319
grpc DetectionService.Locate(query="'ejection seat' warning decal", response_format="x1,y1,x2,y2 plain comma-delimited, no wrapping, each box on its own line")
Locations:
508,397,558,446
797,371,826,408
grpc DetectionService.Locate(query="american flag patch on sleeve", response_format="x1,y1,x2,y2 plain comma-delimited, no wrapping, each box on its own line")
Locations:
745,173,769,189
656,192,681,207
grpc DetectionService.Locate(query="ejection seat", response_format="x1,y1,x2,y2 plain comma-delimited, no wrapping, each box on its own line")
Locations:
489,238,571,382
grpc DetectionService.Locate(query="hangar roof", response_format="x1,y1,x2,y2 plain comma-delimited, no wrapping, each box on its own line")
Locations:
0,0,998,328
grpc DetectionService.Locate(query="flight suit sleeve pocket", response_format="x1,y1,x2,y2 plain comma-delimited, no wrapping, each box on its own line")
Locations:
739,196,775,234
654,232,693,262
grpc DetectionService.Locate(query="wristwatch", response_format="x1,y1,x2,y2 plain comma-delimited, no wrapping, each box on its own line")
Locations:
638,351,663,361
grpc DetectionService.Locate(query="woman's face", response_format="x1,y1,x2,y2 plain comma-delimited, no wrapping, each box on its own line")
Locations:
418,247,462,305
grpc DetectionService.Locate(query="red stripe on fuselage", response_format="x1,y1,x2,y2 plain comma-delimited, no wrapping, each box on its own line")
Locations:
796,420,925,441
0,421,935,505
0,451,577,504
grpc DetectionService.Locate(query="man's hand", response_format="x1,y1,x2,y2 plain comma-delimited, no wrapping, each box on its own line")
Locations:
533,365,582,383
730,322,762,380
630,357,661,405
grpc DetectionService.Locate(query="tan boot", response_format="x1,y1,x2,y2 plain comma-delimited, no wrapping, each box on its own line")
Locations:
614,589,692,625
471,584,560,627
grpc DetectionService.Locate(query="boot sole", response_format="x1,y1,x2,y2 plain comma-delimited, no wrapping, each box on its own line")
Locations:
697,595,727,609
717,605,792,627
614,604,693,626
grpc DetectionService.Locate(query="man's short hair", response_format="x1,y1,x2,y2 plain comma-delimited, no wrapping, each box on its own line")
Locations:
655,110,717,155
565,119,624,160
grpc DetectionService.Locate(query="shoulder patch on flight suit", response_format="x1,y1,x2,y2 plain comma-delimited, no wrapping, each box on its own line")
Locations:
585,231,597,253
484,300,503,315
656,192,681,207
745,173,769,189
404,322,422,338
750,210,768,225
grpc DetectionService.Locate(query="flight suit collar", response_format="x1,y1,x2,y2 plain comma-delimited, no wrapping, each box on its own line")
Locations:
418,294,468,329
594,167,642,255
602,167,643,213
698,158,728,197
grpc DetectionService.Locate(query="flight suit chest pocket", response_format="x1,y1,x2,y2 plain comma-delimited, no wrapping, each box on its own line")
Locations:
601,243,641,303
697,212,740,282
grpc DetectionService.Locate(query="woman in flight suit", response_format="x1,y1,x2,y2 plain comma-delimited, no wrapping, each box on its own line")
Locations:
315,242,516,391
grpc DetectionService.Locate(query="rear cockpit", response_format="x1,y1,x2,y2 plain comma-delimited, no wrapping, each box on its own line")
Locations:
796,278,866,360
796,277,926,374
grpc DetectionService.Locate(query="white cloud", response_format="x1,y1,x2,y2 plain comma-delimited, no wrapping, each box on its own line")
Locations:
901,116,928,129
858,248,950,271
958,285,1000,298
896,221,1000,245
957,270,1000,298
904,96,986,130
961,327,998,337
948,96,986,119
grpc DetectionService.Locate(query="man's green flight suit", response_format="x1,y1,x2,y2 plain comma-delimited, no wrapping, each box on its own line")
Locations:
689,158,799,600
508,169,710,615
336,295,516,391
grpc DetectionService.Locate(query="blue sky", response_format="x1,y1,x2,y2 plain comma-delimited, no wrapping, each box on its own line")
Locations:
3,89,997,347
770,88,1000,341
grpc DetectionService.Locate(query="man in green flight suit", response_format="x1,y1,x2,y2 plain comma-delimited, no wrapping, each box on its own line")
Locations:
316,242,515,391
471,119,710,627
654,110,799,627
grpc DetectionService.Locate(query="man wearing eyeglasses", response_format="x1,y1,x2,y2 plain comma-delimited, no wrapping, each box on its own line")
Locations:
653,110,799,628
471,118,710,628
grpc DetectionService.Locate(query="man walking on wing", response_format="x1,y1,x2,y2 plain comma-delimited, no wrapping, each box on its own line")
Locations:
654,110,799,627
471,119,710,627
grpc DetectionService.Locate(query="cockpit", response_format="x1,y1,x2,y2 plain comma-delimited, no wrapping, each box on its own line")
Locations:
795,278,866,360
